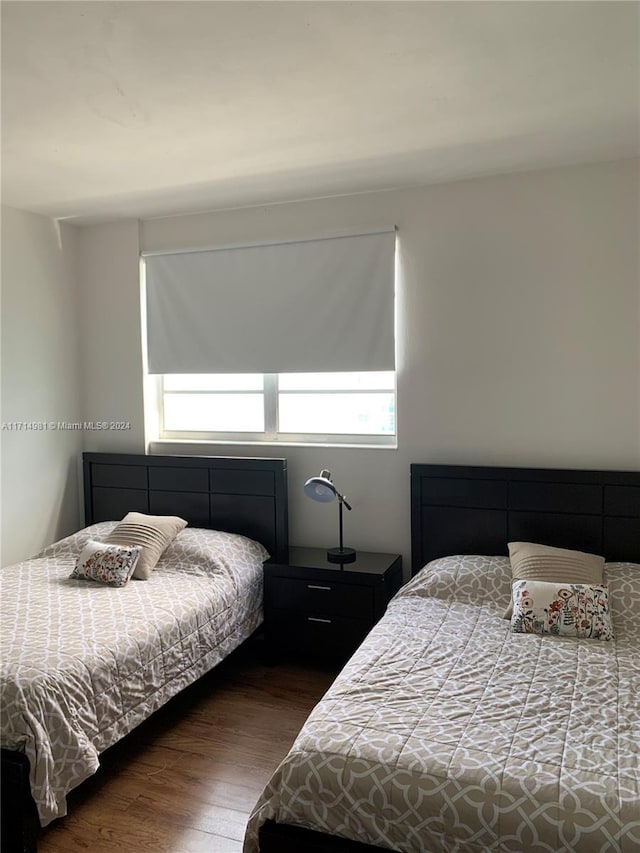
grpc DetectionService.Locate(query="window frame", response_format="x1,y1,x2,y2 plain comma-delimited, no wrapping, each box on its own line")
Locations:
156,373,397,448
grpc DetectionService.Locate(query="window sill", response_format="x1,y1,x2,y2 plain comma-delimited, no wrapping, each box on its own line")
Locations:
148,438,398,453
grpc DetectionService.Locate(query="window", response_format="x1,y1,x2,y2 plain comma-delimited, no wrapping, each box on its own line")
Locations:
159,372,396,446
143,228,397,447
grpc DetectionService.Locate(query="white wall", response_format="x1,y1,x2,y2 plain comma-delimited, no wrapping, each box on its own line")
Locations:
76,219,145,452
1,206,83,565
77,159,640,571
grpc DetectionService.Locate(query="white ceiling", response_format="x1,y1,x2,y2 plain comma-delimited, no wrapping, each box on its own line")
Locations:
2,1,638,224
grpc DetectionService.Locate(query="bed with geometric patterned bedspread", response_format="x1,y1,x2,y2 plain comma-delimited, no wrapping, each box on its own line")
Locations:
1,451,289,853
247,464,640,853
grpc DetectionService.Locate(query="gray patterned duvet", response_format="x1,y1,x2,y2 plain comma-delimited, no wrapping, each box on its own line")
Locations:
0,522,268,826
245,555,640,853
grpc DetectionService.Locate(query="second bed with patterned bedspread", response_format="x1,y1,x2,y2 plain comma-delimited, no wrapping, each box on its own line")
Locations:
245,554,640,853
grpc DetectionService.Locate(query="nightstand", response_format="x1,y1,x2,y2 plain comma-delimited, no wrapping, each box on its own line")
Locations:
264,546,403,663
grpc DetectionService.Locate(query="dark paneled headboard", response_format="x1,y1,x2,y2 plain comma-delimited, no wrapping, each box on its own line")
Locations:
411,464,640,574
83,453,289,563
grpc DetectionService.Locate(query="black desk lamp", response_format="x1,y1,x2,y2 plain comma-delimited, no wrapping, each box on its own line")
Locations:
304,469,356,565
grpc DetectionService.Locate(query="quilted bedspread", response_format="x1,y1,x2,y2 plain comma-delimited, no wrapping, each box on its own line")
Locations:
245,555,640,853
0,522,266,825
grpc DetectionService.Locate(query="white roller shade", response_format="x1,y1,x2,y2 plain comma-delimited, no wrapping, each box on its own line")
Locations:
145,229,395,374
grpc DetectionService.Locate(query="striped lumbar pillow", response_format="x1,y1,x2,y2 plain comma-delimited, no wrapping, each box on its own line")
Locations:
106,512,187,579
503,541,605,619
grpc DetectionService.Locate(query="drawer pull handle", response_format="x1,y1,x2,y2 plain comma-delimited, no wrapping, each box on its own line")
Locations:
307,584,331,591
307,617,332,624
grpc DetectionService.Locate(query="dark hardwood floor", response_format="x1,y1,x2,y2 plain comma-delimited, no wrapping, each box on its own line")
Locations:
38,640,338,853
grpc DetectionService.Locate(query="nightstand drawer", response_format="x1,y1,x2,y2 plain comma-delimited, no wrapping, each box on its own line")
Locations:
271,577,374,619
271,610,372,657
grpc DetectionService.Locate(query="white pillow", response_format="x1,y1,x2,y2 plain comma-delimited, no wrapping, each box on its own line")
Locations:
105,512,187,579
504,541,605,619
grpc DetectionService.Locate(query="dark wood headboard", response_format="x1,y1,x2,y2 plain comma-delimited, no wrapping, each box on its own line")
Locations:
411,464,640,574
83,453,289,563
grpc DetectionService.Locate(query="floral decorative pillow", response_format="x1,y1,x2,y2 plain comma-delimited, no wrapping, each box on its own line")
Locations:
70,540,142,587
511,579,614,640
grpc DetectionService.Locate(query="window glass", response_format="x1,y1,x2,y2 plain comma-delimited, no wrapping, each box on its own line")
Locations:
163,393,264,432
164,374,262,391
279,372,394,391
160,372,395,443
278,392,395,435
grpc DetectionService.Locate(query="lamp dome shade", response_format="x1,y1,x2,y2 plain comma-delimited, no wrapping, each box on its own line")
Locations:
304,471,337,503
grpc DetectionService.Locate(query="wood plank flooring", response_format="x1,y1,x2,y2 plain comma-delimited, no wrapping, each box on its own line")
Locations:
38,640,338,853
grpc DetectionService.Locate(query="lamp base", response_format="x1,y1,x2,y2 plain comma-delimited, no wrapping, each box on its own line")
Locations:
327,547,357,564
